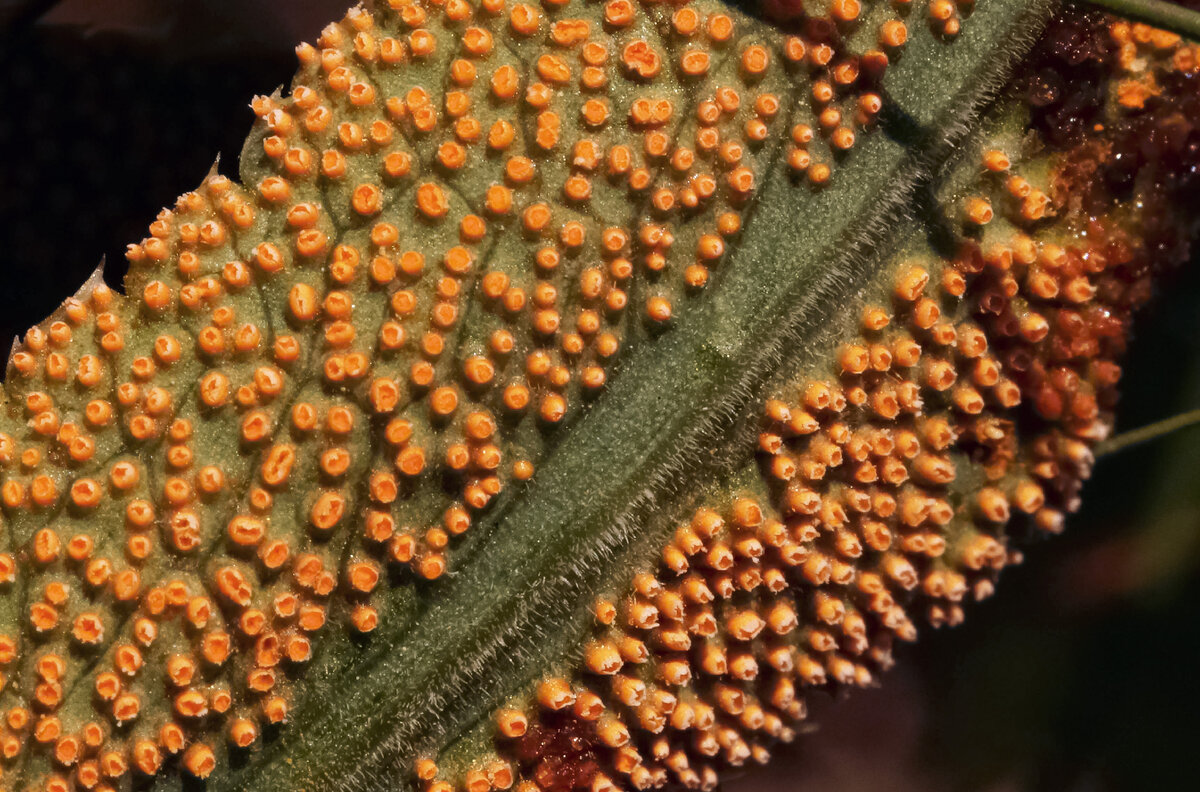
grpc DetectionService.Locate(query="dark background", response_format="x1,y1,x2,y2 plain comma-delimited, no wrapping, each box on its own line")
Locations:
1,1,1198,790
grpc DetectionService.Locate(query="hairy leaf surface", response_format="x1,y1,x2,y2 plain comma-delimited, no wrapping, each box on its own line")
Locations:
1,2,1198,792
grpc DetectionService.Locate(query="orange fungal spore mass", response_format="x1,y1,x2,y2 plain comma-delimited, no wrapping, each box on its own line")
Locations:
0,1,1196,791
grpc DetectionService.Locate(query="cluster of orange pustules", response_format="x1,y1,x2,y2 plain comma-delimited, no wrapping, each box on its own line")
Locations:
477,40,1200,792
0,0,1132,789
482,170,1156,792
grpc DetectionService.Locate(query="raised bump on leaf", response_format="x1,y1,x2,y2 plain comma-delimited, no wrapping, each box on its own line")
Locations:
2,2,1197,792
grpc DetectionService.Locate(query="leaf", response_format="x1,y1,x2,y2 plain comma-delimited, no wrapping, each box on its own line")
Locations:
0,2,1196,792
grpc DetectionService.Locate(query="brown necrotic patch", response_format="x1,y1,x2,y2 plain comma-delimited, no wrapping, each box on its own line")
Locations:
514,712,604,792
1029,7,1200,224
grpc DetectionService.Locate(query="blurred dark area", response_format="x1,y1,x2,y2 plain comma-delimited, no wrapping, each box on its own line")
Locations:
0,2,1199,791
0,0,340,330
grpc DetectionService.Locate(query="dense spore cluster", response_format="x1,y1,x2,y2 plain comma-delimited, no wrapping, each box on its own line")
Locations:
0,1,958,787
0,2,1194,791
476,15,1200,792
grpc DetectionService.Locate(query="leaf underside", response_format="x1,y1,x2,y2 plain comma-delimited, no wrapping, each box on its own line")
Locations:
0,2,1197,792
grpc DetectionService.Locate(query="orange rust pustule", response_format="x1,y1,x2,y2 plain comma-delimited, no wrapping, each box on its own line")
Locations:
953,223,1150,518
514,714,604,792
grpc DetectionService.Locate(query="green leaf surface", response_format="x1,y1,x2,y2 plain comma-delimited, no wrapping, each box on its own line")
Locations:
4,2,1197,792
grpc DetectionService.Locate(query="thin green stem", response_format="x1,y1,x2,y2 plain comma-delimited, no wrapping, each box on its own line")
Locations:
1097,408,1200,456
1083,0,1200,38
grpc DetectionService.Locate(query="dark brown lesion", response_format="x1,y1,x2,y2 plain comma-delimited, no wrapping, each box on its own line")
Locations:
1025,9,1120,150
513,712,605,792
1027,6,1200,223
